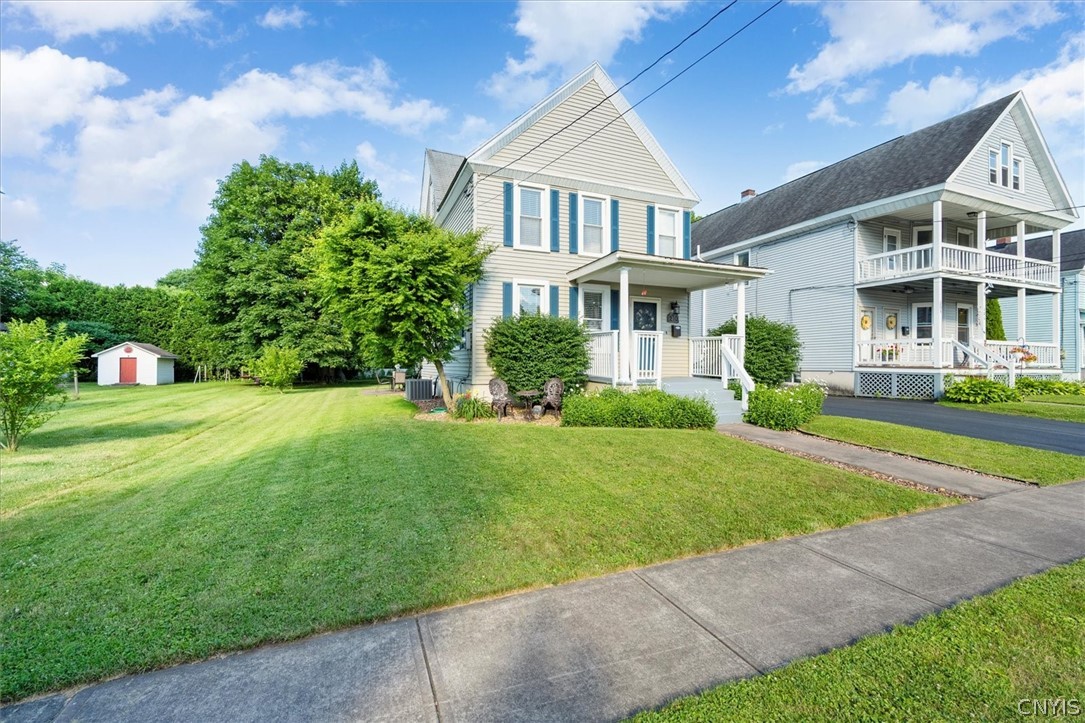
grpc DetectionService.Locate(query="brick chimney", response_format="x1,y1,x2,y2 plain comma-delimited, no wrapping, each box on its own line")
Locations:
740,188,756,202
994,237,1010,247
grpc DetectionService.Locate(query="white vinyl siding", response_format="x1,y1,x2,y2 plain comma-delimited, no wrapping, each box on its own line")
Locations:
697,222,855,372
954,106,1056,209
999,292,1057,345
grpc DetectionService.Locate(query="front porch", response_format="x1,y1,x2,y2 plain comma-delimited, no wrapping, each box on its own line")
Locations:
568,251,767,399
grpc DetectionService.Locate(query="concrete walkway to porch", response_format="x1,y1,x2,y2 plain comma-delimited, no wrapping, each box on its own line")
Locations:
5,479,1082,722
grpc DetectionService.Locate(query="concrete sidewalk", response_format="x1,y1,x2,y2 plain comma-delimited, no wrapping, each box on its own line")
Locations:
5,484,1083,723
722,423,1027,499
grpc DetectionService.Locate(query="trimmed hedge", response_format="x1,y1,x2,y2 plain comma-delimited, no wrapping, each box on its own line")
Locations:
561,388,717,429
942,377,1019,404
709,316,801,387
744,382,825,430
484,314,590,393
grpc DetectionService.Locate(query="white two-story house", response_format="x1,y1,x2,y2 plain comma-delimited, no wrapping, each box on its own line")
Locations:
420,64,765,415
691,92,1077,398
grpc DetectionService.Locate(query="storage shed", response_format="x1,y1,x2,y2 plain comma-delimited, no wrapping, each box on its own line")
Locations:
92,342,177,385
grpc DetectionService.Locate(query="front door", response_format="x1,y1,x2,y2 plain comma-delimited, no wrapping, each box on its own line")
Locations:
119,357,137,384
859,307,874,362
632,299,660,380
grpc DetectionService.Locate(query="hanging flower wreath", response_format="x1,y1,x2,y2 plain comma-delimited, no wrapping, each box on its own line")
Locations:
860,314,872,330
886,314,897,330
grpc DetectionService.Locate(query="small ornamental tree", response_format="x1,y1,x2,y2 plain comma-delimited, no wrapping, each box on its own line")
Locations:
252,345,304,392
484,314,590,393
310,200,490,409
0,319,88,452
709,315,801,387
986,298,1006,341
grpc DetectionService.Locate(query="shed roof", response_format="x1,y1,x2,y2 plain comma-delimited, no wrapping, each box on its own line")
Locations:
693,93,1019,254
92,341,178,359
991,228,1085,273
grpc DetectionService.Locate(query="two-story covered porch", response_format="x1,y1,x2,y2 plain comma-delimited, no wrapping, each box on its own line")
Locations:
852,196,1065,394
567,251,767,396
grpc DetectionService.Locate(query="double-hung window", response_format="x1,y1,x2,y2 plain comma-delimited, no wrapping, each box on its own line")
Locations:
990,142,1023,191
518,186,544,249
915,305,933,339
582,196,605,255
1012,158,1021,190
518,283,543,315
657,209,678,257
1001,142,1011,187
580,285,609,331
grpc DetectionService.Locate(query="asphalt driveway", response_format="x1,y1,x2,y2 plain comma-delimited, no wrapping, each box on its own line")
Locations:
822,396,1085,456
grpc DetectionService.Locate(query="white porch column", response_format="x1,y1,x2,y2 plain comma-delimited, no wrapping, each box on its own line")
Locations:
977,282,986,342
1017,220,1027,342
976,210,987,247
736,280,746,364
618,266,631,385
932,200,943,270
1052,229,1062,361
932,277,944,368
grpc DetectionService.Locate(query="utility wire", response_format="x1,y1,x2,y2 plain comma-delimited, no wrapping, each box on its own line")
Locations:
472,0,783,216
473,2,738,190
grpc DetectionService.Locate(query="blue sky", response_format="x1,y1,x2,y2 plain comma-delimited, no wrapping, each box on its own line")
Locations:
2,0,1083,286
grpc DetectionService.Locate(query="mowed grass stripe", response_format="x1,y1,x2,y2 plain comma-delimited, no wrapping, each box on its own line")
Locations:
2,384,950,700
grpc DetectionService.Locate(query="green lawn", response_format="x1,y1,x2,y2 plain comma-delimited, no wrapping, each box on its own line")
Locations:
802,416,1085,485
631,560,1085,722
1,383,950,701
940,398,1085,423
1024,394,1085,405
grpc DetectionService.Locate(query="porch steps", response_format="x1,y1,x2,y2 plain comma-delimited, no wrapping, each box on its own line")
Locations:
661,377,744,425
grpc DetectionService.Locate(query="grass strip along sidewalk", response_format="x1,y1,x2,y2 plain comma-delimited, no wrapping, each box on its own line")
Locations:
939,399,1085,423
3,384,950,701
802,415,1085,486
631,560,1085,722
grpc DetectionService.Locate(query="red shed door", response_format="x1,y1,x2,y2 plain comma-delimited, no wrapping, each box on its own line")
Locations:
119,357,137,384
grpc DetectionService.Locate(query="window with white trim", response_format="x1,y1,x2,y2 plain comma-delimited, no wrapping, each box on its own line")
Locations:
988,149,998,184
513,279,548,316
735,250,750,266
515,185,547,250
989,142,1023,191
580,284,610,331
914,304,933,339
913,225,933,246
1012,158,1021,190
883,228,900,253
956,228,975,247
656,208,678,258
581,196,605,255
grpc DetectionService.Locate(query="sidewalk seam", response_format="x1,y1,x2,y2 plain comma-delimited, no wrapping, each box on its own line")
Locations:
630,571,765,677
792,541,944,608
415,618,444,723
943,529,1064,564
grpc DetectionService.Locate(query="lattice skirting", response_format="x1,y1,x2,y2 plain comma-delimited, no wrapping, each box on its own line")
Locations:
855,372,936,399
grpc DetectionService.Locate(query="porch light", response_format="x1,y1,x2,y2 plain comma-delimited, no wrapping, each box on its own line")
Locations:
640,288,648,296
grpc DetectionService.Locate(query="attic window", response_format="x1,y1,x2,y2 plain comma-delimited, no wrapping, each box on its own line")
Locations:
990,142,1022,191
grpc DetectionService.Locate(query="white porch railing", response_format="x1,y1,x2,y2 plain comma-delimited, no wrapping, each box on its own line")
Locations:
857,246,1058,287
690,335,745,377
634,331,663,386
856,339,936,365
985,341,1060,368
587,330,618,383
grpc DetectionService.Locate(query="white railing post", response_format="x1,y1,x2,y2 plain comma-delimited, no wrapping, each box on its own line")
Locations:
932,200,943,273
618,267,631,385
932,277,943,368
736,280,746,365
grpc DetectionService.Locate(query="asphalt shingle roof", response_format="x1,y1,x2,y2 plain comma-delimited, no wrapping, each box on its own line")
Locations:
992,228,1085,273
693,93,1019,255
426,149,466,211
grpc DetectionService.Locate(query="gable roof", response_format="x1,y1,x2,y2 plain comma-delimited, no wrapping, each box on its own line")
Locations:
92,341,178,359
693,93,1019,255
467,63,698,202
422,148,466,213
992,228,1085,273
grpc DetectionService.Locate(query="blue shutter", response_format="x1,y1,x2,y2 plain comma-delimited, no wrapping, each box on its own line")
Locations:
682,210,691,260
610,289,619,330
549,285,559,317
568,192,579,255
502,282,513,318
610,199,620,252
646,205,656,255
550,189,560,252
503,183,513,247
569,287,579,321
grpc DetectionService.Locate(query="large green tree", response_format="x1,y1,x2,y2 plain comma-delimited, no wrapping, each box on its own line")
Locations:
195,155,378,375
311,200,490,408
0,319,87,452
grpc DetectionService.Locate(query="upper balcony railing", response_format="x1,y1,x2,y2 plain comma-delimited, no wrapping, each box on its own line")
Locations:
857,245,1058,287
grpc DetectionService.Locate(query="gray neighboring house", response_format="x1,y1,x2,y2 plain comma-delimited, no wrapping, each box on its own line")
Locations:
691,91,1078,398
995,229,1085,379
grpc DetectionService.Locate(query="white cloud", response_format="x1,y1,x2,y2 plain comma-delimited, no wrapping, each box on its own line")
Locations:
783,160,826,183
788,1,1061,94
0,46,128,156
452,114,495,151
2,47,447,212
807,97,855,126
355,141,417,207
258,6,309,30
881,70,979,131
6,0,207,41
485,0,686,107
